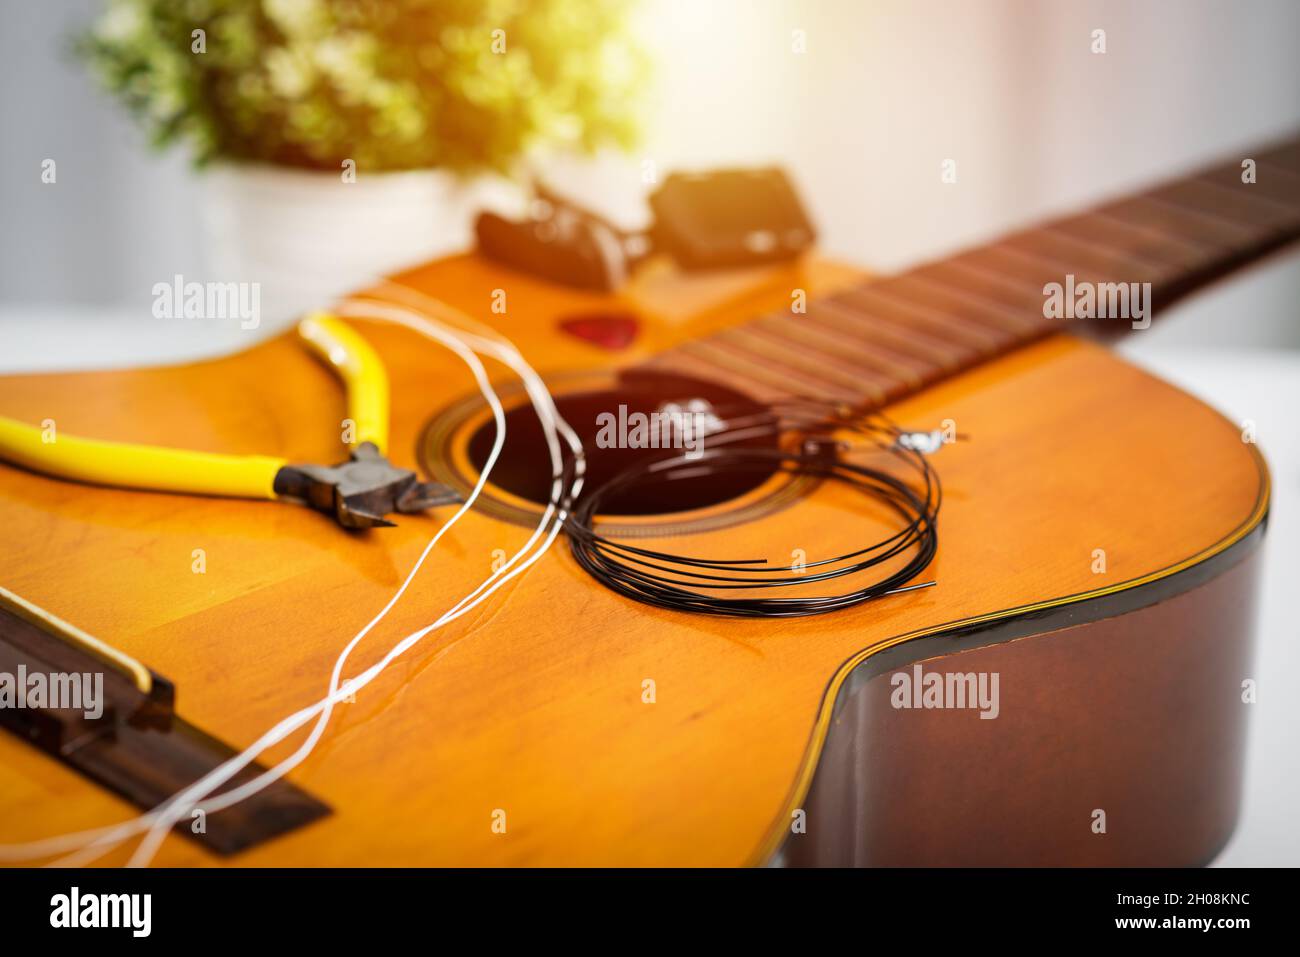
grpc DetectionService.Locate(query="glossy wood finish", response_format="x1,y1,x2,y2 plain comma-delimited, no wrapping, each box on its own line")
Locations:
0,598,330,854
0,243,1269,865
783,546,1262,867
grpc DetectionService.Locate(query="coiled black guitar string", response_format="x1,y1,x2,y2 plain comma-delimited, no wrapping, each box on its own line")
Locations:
560,400,943,618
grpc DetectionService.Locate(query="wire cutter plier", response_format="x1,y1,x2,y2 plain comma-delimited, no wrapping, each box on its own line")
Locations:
0,312,460,529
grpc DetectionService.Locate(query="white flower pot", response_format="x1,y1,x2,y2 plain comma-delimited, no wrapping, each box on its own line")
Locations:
199,163,499,329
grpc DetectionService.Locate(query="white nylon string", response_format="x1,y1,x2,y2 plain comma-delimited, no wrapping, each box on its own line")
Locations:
119,300,585,867
0,295,583,867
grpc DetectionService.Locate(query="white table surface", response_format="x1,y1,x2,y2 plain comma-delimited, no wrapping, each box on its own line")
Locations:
1,309,1296,867
1114,344,1299,867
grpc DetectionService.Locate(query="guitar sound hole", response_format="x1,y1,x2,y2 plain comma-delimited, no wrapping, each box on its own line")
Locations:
465,372,780,515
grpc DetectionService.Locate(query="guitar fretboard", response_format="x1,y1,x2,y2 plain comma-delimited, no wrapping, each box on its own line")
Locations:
643,136,1300,408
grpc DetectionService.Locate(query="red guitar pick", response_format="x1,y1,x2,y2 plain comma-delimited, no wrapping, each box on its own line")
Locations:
558,312,640,351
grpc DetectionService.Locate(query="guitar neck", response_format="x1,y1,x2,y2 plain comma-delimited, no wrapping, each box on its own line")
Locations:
643,135,1300,409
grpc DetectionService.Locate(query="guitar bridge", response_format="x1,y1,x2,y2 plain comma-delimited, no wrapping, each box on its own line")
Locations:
0,588,329,857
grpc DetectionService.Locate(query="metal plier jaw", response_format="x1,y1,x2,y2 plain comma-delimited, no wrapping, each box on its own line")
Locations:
274,441,460,529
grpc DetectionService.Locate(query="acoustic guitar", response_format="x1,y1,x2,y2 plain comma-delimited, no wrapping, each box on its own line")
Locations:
1,135,1297,867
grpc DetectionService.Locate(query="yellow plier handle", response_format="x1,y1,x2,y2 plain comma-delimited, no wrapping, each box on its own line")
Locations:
297,311,390,454
0,312,390,501
0,416,287,499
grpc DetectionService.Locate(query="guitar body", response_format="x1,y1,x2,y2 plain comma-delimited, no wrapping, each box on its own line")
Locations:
0,252,1266,866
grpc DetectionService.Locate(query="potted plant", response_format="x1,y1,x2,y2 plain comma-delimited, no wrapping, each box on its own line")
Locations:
78,0,645,322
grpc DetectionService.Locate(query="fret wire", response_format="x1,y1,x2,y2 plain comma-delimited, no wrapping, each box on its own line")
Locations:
985,241,1134,289
1086,208,1220,259
1193,173,1300,215
672,340,807,402
1196,160,1300,207
644,349,788,404
940,257,1047,306
793,309,950,380
1035,218,1196,271
982,239,1170,299
1231,169,1300,212
898,271,1048,334
912,260,1046,312
746,318,917,393
1107,193,1258,240
723,326,890,404
886,273,1045,336
979,245,1110,301
842,289,993,356
1131,193,1261,238
1153,180,1293,230
837,289,1008,356
686,338,861,404
759,315,927,389
1019,227,1185,276
812,300,969,371
868,278,1019,345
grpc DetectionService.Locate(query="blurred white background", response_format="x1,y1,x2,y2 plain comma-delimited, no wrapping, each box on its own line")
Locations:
4,0,1299,344
1,0,1297,865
